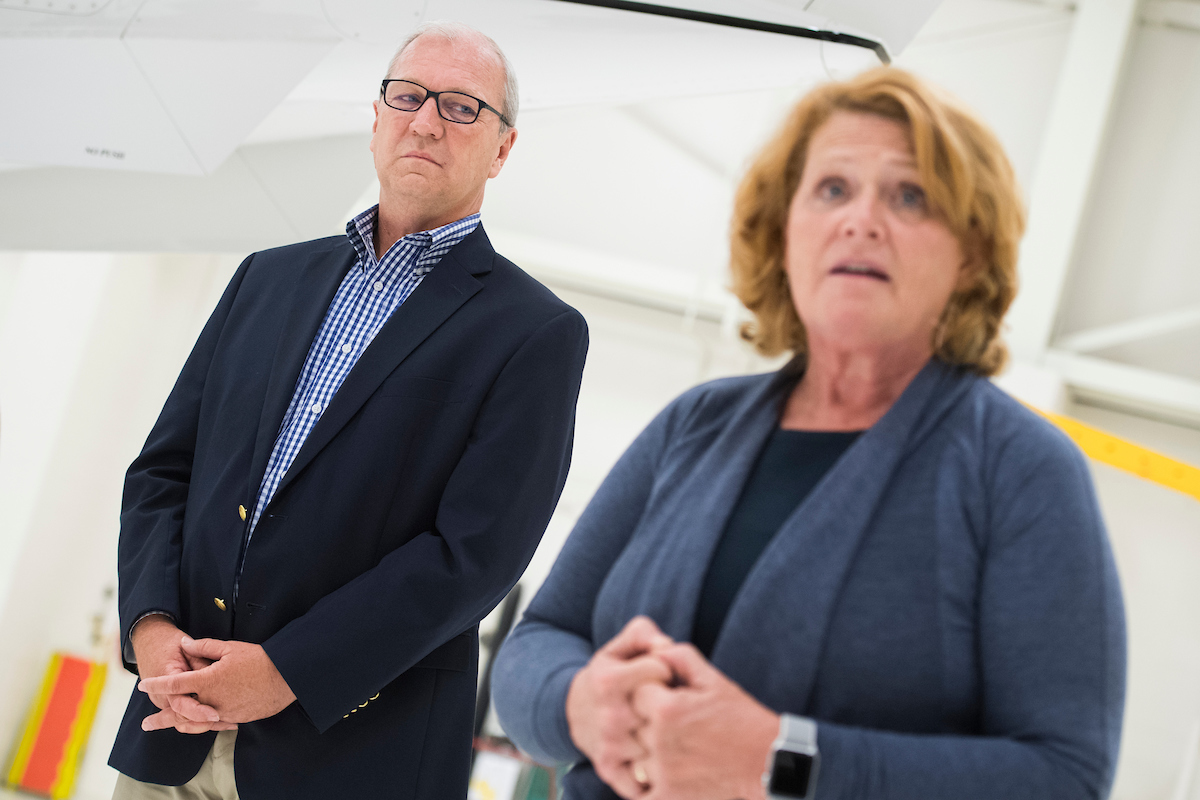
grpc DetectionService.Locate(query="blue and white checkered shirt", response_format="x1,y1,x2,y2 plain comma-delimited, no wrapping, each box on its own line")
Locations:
247,207,480,536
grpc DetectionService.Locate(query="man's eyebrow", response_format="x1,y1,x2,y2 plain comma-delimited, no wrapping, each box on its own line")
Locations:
394,78,485,97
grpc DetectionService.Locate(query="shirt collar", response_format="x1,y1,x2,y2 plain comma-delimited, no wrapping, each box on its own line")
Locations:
345,205,481,272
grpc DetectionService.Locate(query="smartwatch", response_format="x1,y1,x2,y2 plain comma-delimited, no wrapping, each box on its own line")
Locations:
763,714,820,800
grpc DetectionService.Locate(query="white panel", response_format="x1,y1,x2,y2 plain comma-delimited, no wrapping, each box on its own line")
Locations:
0,38,203,173
1056,25,1200,337
124,37,337,173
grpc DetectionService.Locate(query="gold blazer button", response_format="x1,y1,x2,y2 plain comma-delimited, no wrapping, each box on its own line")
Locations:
214,597,226,611
238,505,247,521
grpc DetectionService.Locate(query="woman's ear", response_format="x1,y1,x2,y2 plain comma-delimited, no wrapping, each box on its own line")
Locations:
955,229,985,293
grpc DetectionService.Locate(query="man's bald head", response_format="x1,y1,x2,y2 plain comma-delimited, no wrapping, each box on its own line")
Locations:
385,21,519,131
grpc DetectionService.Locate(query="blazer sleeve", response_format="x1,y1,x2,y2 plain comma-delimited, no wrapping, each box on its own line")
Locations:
489,388,700,765
813,420,1126,800
117,254,254,674
261,307,589,733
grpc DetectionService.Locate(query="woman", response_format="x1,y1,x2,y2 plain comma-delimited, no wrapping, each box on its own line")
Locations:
492,68,1125,800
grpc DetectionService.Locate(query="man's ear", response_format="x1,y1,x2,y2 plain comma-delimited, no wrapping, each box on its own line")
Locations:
489,128,518,179
369,100,381,152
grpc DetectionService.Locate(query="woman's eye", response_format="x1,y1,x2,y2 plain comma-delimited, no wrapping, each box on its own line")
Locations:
816,179,848,201
896,183,928,211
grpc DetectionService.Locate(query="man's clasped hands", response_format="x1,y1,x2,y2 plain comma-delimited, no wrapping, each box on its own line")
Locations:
130,615,297,733
565,616,781,800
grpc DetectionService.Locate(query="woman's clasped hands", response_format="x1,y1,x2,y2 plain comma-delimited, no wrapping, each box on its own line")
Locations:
565,616,781,800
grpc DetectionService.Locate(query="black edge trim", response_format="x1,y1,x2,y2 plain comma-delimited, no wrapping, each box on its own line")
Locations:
548,0,891,64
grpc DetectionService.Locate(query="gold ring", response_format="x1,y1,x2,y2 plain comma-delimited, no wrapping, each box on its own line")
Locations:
632,763,649,786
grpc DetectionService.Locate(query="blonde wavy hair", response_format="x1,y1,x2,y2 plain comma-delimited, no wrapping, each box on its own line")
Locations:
730,67,1024,376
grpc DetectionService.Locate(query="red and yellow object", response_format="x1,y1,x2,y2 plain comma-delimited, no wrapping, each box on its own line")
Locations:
7,653,107,798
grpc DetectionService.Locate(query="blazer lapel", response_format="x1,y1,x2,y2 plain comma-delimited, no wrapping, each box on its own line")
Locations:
269,228,492,500
247,242,356,498
709,360,974,713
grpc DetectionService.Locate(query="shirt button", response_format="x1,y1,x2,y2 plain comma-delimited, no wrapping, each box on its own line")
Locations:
373,281,384,292
341,343,352,354
311,402,322,414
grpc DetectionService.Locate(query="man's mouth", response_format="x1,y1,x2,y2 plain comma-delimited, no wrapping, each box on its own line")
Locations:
404,151,440,166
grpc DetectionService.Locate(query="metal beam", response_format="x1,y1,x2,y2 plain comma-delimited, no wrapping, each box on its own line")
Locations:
1005,0,1141,361
1057,304,1200,353
1143,0,1200,33
1045,349,1200,428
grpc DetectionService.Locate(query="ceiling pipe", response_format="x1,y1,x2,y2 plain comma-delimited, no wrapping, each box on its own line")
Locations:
546,0,892,64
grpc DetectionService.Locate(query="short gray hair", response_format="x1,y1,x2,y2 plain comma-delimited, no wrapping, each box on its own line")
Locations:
384,21,519,131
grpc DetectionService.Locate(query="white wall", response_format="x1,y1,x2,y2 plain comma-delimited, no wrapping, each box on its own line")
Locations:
0,254,238,800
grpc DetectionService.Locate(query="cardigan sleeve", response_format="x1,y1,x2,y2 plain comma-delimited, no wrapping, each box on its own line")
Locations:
813,414,1126,800
491,388,698,765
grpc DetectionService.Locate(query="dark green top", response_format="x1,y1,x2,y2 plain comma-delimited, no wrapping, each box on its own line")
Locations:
691,428,862,657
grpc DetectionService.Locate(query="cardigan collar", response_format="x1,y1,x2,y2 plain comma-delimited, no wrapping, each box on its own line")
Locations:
594,358,976,712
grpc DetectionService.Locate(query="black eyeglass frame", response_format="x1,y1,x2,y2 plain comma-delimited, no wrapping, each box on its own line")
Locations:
380,79,513,128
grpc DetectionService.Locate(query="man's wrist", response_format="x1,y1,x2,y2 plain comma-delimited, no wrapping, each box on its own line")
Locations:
127,612,178,664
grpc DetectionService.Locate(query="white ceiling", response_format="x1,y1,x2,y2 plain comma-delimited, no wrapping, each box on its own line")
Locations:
1,0,1200,426
0,0,912,174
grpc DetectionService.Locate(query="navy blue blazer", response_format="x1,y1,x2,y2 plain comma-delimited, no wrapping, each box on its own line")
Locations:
110,225,588,800
493,360,1126,800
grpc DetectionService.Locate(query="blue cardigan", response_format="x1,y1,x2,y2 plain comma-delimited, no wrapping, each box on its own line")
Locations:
492,360,1126,800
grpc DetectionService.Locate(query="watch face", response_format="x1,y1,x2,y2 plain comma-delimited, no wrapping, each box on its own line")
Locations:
769,750,813,798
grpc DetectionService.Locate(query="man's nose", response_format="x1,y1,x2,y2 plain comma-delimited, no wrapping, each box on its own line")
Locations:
409,97,445,137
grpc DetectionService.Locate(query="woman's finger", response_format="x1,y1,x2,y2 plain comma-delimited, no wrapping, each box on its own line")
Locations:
601,616,674,660
651,642,711,688
609,654,674,696
630,681,675,723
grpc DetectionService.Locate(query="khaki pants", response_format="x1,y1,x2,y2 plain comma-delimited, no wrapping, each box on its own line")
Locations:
112,730,239,800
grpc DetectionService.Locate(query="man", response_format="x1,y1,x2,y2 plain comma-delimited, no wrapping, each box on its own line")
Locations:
109,22,588,800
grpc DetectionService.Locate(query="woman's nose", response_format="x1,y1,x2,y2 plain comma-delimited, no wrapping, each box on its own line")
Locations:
839,190,885,240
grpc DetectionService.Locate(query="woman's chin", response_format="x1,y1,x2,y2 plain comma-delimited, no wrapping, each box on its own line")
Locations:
806,318,931,363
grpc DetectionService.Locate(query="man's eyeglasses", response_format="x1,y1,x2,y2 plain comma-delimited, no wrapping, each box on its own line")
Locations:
380,79,512,127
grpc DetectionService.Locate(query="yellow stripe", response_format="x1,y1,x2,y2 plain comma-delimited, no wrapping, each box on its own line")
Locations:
6,653,63,788
51,661,107,799
1032,408,1200,502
